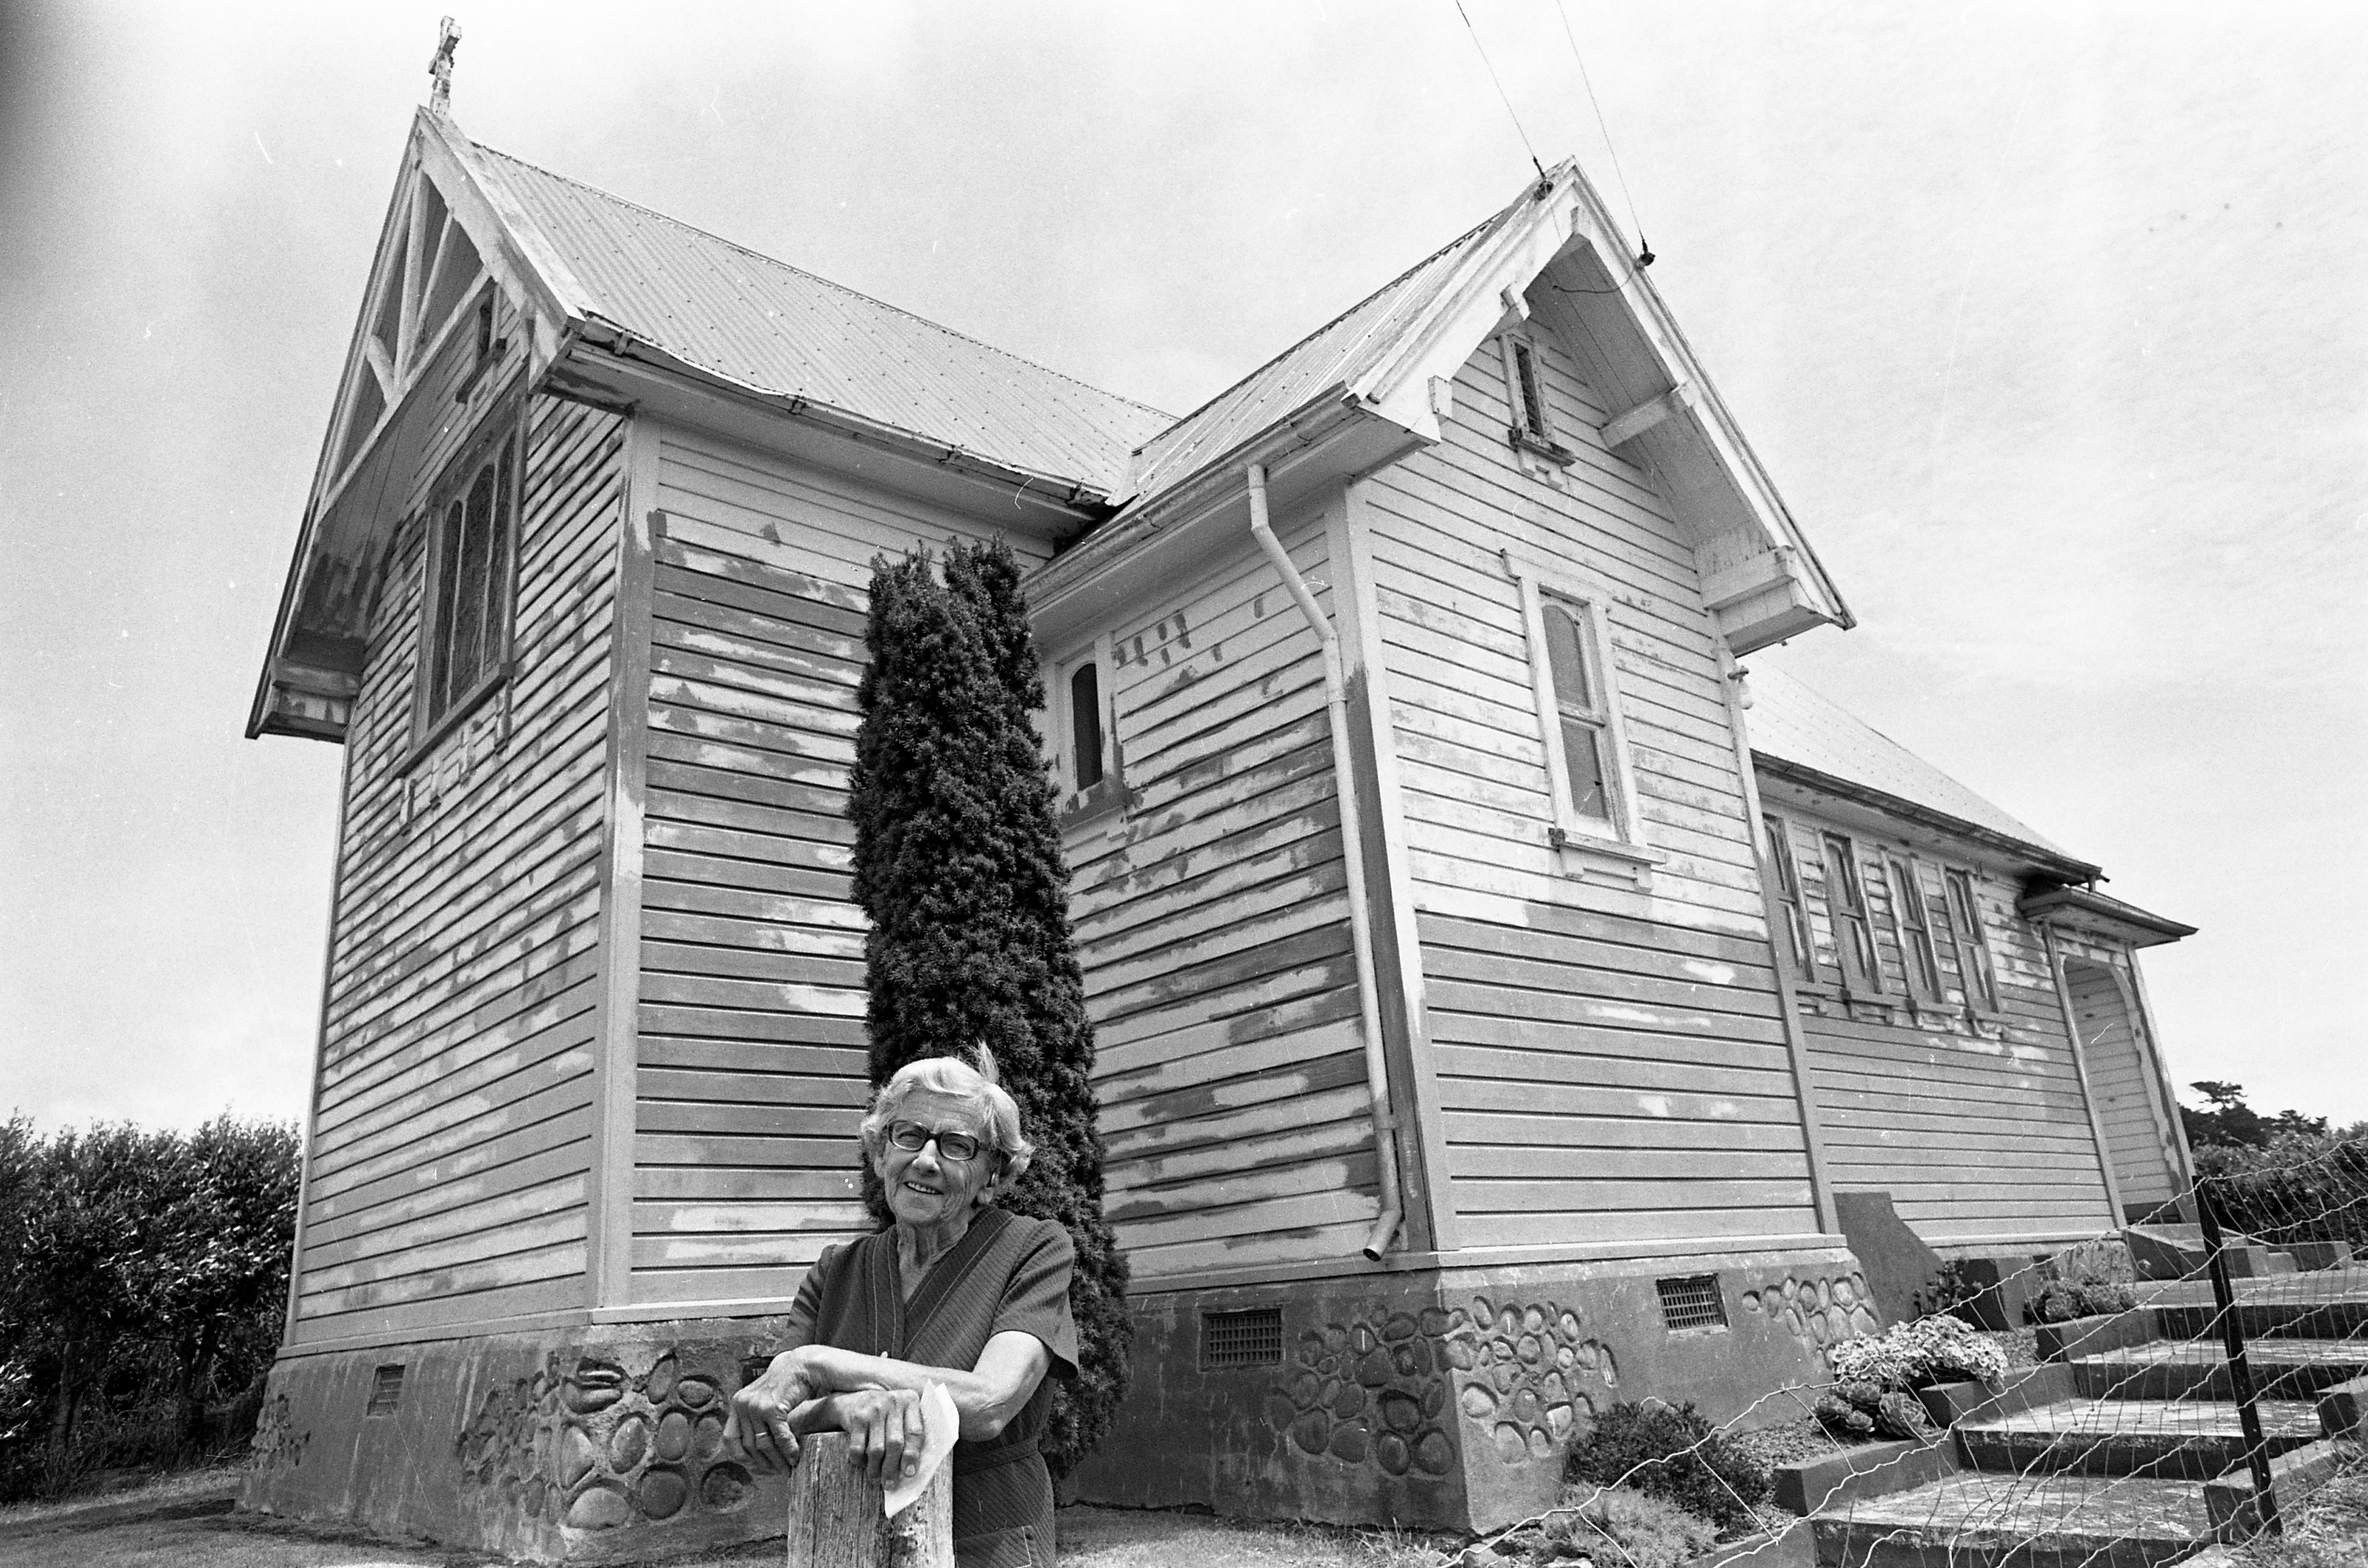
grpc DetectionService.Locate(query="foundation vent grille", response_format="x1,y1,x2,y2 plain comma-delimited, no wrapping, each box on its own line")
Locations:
1656,1274,1727,1332
366,1364,406,1416
1201,1308,1283,1368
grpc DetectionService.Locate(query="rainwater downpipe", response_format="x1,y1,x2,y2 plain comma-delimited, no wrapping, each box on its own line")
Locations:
1246,462,1404,1261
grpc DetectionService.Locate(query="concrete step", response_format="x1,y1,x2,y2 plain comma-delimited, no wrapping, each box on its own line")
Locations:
2153,1295,2368,1341
2072,1339,2368,1402
1955,1398,2324,1480
1808,1472,2208,1567
2124,1223,2287,1283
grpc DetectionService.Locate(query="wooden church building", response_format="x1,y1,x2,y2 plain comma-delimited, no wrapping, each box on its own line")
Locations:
243,97,2195,1557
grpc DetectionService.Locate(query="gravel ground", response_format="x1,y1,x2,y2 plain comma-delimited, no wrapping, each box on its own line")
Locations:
0,1469,1462,1568
1722,1416,1842,1474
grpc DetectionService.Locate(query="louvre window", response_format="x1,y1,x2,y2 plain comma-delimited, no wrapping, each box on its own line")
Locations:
1886,855,1946,1004
1820,832,1883,994
1497,334,1574,465
1762,816,1816,979
1944,868,2000,1012
1512,340,1549,441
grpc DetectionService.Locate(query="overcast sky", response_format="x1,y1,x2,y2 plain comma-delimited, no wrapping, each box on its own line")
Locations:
3,1,2362,1136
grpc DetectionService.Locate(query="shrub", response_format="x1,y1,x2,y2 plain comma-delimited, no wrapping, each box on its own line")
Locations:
1918,1256,1989,1323
1817,1314,2008,1442
1542,1485,1721,1566
2195,1128,2368,1249
849,540,1128,1477
0,1114,297,1501
1827,1313,2008,1392
2027,1278,2138,1325
1812,1383,1933,1443
1564,1400,1768,1533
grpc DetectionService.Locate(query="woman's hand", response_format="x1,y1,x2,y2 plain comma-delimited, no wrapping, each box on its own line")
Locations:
726,1349,817,1473
833,1387,927,1486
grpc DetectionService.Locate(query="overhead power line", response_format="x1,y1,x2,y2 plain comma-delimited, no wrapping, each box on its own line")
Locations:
1553,0,1651,266
1451,0,1548,184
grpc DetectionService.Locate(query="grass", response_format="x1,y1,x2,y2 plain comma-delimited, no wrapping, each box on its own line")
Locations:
1058,1505,1461,1568
2238,1444,2368,1568
0,1468,1475,1568
1522,1486,1719,1568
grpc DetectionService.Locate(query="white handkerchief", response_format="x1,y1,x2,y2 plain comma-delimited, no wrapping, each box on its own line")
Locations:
883,1381,958,1519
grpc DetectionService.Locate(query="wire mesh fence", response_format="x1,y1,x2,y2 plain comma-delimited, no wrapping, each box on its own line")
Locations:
1463,1131,2368,1568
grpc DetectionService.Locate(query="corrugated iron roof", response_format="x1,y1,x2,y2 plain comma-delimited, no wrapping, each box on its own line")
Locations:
1748,666,2070,856
468,143,1173,495
1119,197,1521,505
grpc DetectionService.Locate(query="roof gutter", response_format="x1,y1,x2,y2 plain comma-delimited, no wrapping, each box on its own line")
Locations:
2017,884,2196,949
1246,461,1403,1263
566,323,1113,526
1029,388,1372,617
1752,750,2103,884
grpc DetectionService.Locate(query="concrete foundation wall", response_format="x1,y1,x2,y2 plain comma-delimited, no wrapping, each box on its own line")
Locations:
246,1246,1875,1554
1069,1245,1873,1533
244,1317,793,1563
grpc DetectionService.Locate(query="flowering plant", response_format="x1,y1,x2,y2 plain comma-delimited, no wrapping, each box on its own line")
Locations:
1827,1314,2008,1393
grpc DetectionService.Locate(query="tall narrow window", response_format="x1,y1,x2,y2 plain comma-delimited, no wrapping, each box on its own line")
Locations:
420,421,519,732
1497,335,1573,468
1069,661,1105,792
1886,855,1945,1004
1762,816,1815,979
1542,598,1611,823
1508,555,1650,881
1820,833,1883,993
1944,869,1999,1011
1511,340,1548,442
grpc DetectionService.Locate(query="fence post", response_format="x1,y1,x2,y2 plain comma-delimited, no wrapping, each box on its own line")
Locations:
2195,1173,2281,1537
784,1432,955,1567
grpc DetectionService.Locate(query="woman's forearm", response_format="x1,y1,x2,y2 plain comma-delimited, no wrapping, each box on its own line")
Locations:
788,1336,1046,1441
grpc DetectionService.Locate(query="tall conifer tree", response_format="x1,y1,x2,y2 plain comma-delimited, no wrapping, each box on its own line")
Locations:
848,538,1129,1475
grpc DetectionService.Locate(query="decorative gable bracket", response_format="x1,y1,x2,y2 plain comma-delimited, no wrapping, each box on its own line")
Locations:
1699,545,1831,655
1340,161,1854,659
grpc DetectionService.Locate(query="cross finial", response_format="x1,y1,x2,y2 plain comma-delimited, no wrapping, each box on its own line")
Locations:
428,16,462,115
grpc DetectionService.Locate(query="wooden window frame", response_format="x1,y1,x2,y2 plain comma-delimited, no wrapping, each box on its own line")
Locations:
409,394,525,760
1495,333,1577,468
1050,634,1125,825
1883,853,1946,1006
1818,830,1885,995
1505,552,1658,886
1942,866,2002,1015
1761,814,1817,982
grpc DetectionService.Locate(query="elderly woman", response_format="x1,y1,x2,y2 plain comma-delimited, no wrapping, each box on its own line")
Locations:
728,1052,1077,1568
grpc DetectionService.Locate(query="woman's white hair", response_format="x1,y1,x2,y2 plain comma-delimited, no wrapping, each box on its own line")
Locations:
859,1046,1033,1181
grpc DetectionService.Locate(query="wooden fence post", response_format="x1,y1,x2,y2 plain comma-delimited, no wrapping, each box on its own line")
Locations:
784,1432,954,1567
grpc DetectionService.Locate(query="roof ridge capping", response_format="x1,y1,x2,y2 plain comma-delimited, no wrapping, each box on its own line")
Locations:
1048,155,1848,662
1131,202,1518,454
463,139,1177,423
1746,664,2091,874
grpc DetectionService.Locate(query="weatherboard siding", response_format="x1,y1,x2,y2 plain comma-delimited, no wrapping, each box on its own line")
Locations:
295,389,625,1344
1350,326,1815,1253
628,428,1055,1307
1072,517,1382,1281
1774,811,2118,1245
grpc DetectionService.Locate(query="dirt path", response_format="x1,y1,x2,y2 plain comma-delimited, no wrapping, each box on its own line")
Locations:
0,1470,1445,1568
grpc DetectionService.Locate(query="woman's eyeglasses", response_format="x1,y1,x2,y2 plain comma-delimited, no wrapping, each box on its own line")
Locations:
886,1122,987,1163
